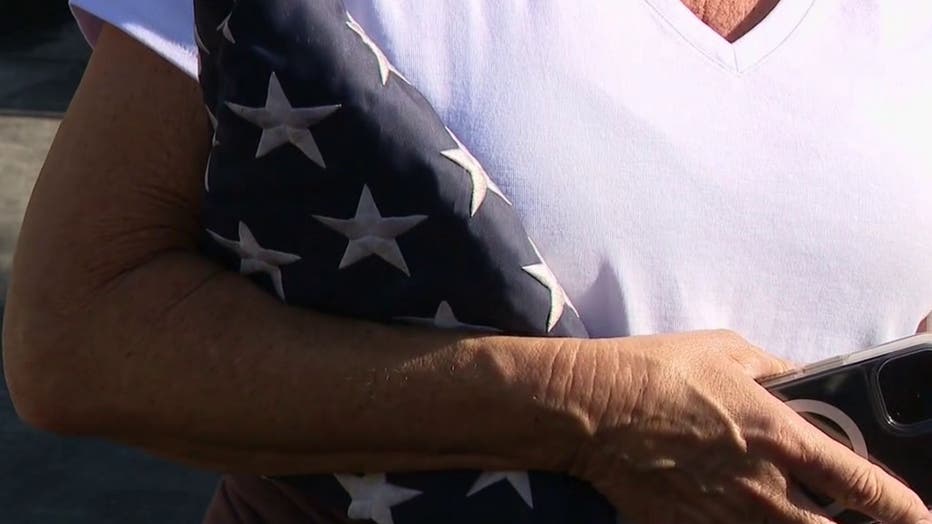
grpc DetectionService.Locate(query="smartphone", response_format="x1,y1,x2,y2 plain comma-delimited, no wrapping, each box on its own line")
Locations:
764,333,932,523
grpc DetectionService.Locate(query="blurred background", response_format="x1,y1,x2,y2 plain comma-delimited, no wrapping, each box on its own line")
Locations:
1,3,218,522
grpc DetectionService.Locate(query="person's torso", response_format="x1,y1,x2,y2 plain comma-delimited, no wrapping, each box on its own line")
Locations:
66,1,931,522
344,0,932,362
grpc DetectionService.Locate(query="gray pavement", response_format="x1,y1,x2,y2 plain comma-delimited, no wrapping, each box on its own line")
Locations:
1,17,218,524
0,115,55,303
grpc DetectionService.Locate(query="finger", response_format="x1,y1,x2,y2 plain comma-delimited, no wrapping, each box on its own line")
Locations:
612,474,727,524
773,497,837,524
763,492,837,524
724,343,797,380
778,405,930,524
730,465,836,524
787,480,834,516
660,473,742,524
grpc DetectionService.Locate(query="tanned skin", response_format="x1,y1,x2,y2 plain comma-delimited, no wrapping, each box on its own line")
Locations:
4,9,929,524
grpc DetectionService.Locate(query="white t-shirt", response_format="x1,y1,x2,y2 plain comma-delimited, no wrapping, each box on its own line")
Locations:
70,0,932,363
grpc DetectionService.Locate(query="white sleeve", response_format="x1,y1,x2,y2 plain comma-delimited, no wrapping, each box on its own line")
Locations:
69,0,198,78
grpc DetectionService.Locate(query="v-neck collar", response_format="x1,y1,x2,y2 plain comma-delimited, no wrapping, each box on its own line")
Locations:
643,0,816,73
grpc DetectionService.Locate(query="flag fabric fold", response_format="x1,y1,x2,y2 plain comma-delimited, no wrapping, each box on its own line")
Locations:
195,0,616,522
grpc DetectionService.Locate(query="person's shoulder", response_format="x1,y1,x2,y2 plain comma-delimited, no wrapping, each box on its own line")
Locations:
70,0,198,77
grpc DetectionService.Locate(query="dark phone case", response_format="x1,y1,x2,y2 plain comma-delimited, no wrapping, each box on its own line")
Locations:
766,336,932,523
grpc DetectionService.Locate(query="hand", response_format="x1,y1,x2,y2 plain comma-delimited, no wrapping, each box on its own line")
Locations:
570,330,931,524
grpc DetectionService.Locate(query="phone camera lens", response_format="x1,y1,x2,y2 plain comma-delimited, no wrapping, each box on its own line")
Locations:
877,349,932,426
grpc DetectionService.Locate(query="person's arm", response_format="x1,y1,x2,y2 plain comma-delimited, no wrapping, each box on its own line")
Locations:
4,24,929,524
1,24,592,475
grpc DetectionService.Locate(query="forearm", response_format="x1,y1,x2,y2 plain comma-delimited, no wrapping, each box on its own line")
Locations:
6,249,608,475
1,23,616,477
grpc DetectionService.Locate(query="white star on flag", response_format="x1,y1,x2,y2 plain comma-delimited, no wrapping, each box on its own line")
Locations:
204,151,214,192
466,470,534,508
397,301,501,332
345,12,407,85
195,24,210,54
335,473,422,524
522,240,577,332
227,72,340,167
313,185,427,276
441,129,511,216
204,105,220,191
206,104,219,135
207,221,301,301
432,301,478,329
217,10,236,43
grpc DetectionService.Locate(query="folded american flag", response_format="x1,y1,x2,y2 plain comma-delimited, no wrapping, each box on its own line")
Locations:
196,1,616,522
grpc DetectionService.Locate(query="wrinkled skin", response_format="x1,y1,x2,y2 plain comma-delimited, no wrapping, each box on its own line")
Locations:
572,331,931,524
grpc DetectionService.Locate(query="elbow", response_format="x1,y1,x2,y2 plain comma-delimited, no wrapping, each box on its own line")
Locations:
2,289,103,436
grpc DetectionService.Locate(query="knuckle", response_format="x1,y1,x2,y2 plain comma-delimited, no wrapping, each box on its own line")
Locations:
840,466,884,508
745,411,786,450
731,475,789,521
768,420,799,455
750,409,803,458
779,412,823,461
